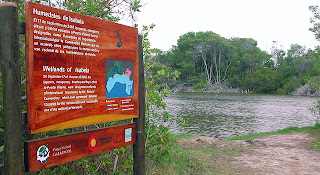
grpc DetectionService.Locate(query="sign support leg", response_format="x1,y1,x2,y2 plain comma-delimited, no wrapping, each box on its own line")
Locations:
133,35,146,175
0,2,23,175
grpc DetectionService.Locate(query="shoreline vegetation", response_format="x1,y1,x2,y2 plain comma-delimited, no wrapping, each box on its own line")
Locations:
147,123,320,174
171,83,320,97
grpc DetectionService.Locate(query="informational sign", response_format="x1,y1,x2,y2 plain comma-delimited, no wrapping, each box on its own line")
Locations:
25,2,139,134
24,123,136,172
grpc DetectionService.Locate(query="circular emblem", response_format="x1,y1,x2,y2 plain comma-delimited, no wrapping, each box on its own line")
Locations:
88,135,97,151
37,144,50,163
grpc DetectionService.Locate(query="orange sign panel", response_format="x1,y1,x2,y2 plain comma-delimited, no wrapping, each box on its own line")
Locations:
25,2,139,134
24,123,136,172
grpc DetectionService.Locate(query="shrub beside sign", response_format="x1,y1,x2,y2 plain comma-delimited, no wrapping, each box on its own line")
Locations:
25,2,139,134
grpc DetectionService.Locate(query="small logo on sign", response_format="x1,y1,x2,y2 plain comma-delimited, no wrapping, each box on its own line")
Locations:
125,128,132,142
37,144,50,163
88,135,97,151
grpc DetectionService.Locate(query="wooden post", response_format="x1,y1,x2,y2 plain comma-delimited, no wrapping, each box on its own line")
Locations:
0,2,23,175
133,35,146,174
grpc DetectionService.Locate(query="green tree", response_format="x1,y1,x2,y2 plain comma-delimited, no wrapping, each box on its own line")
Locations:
168,32,198,81
242,66,281,93
309,5,320,125
158,31,274,91
309,5,320,40
278,44,307,77
274,43,320,94
193,31,232,87
306,46,320,77
229,37,271,88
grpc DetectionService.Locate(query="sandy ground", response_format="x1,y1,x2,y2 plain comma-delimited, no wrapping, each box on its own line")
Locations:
234,132,320,175
179,132,320,174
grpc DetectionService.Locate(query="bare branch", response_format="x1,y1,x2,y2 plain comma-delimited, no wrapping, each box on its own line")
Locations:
21,79,26,85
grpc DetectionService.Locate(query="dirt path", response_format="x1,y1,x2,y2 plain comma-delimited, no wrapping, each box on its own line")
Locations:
234,132,320,175
179,132,320,174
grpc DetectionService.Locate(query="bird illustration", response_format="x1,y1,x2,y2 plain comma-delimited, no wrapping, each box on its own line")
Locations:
116,29,122,48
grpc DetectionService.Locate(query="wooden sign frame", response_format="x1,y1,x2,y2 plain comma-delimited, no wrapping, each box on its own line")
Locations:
1,2,145,174
24,123,136,172
25,2,139,134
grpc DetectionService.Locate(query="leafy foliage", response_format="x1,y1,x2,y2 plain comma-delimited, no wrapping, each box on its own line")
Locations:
156,31,274,92
241,66,281,93
312,100,320,124
154,29,319,94
308,76,320,92
310,5,320,41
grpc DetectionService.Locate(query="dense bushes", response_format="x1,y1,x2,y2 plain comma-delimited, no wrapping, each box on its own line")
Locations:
155,32,320,95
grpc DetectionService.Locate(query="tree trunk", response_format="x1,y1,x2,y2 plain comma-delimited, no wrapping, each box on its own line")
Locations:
201,49,212,86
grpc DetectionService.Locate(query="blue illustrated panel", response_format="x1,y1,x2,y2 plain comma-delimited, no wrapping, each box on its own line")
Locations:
105,59,134,99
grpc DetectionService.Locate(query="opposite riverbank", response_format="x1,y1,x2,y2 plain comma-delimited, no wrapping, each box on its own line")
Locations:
171,83,320,97
147,124,320,174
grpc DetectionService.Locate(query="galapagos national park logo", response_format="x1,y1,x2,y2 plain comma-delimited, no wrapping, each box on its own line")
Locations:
36,144,50,163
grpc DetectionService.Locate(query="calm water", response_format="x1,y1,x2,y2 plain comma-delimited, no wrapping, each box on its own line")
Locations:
164,92,319,138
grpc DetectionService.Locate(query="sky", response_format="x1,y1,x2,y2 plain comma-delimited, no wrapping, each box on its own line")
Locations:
121,0,320,53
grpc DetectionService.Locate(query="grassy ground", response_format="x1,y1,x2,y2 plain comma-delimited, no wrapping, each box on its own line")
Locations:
307,128,320,151
147,123,320,174
146,134,252,174
230,123,320,151
146,134,203,174
181,140,253,174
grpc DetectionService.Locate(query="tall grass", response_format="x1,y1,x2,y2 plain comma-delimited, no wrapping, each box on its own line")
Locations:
146,134,202,174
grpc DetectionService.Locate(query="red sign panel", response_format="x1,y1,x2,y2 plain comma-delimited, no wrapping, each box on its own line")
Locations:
24,123,136,172
25,2,139,134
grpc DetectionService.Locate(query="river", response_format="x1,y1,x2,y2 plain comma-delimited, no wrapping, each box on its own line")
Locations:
164,92,319,138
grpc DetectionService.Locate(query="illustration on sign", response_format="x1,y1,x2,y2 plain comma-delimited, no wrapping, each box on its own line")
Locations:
105,60,134,98
36,145,50,163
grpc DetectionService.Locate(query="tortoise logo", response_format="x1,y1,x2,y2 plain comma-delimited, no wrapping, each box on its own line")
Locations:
36,144,50,163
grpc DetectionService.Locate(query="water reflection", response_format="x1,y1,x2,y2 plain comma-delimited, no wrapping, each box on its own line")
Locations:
165,93,318,138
